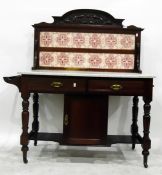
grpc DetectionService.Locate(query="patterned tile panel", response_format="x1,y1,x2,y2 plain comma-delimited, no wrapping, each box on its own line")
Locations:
39,52,134,70
40,32,135,50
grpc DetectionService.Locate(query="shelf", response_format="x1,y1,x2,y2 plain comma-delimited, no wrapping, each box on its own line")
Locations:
29,132,142,146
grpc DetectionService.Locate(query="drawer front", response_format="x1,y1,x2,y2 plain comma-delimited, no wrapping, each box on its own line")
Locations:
88,79,145,95
25,77,86,93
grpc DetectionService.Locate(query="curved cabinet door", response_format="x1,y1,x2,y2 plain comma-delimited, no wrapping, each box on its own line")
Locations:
63,94,108,145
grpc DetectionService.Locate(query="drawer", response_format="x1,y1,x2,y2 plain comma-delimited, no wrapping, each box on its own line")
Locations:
88,79,145,95
24,76,86,93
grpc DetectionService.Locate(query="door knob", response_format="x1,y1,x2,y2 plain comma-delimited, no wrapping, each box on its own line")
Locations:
64,114,69,126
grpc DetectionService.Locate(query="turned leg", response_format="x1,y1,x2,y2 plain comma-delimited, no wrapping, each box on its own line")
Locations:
20,93,30,164
131,96,139,150
142,97,151,168
32,93,39,146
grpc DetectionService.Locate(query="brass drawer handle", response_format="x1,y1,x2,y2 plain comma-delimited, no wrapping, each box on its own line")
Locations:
64,114,69,126
110,84,123,91
51,81,63,88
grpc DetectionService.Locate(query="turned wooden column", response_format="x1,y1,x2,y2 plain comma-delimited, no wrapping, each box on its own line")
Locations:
131,96,139,150
32,93,39,146
20,93,30,164
142,97,151,168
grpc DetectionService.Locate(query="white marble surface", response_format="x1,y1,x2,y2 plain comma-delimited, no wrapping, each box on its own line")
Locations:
18,70,155,78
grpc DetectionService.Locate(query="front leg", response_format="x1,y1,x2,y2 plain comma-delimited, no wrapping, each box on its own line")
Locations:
131,96,139,150
32,93,39,146
20,93,30,163
142,97,151,168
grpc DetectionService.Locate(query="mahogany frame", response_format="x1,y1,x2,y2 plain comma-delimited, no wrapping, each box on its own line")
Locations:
32,9,143,72
3,9,154,168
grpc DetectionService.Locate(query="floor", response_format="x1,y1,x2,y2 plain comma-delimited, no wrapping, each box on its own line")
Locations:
0,136,162,175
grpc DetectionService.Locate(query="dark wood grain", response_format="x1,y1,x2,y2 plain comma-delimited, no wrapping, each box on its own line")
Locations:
29,132,143,146
142,97,151,168
32,93,39,146
131,96,139,149
3,74,153,167
3,9,153,167
63,94,108,145
32,9,143,73
20,93,30,163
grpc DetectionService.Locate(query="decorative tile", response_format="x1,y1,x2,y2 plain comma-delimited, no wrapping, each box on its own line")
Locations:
40,32,135,50
39,52,134,70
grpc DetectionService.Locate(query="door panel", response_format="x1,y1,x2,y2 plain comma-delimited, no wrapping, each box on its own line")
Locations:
63,94,108,145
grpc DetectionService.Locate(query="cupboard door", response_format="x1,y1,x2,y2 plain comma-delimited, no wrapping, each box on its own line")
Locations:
63,94,108,145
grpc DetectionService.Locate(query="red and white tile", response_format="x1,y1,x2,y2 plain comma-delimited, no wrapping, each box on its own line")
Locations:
39,52,134,69
40,32,135,50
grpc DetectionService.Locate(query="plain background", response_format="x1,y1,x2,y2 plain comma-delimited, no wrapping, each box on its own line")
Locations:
0,0,162,173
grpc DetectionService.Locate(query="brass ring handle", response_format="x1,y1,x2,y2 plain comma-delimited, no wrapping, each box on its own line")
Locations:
51,81,63,88
64,114,69,126
110,84,122,91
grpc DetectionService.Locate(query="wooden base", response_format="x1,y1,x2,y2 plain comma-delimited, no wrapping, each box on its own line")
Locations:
29,132,142,146
3,75,153,167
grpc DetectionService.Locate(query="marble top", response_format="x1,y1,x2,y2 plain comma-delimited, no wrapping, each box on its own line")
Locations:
18,70,155,79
